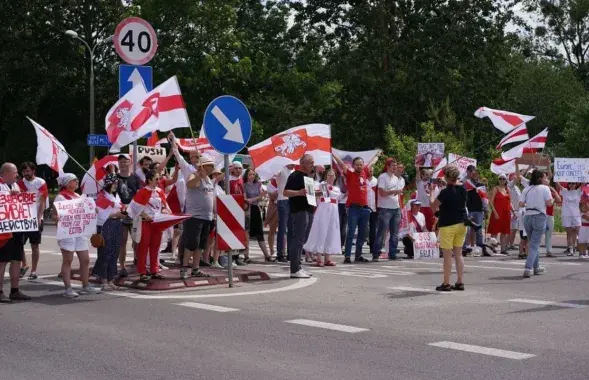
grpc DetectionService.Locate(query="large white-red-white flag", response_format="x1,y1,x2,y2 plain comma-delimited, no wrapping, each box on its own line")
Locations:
331,147,380,169
248,123,331,180
475,107,535,133
27,117,69,175
496,124,529,150
106,76,190,152
491,128,548,174
80,155,120,197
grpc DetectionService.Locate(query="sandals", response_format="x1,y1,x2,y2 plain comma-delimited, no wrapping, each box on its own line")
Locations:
324,261,336,267
265,256,276,262
19,266,30,278
101,284,119,291
436,283,452,292
451,283,465,291
191,269,211,278
315,260,324,267
151,273,166,280
139,274,151,282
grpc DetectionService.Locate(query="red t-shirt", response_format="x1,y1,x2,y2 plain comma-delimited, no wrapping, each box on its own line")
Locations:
229,177,244,195
345,167,370,207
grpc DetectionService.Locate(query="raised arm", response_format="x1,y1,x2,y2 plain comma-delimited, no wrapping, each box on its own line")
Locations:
331,153,348,174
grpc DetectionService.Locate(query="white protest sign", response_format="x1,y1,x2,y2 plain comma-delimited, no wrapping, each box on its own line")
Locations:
54,197,97,240
129,145,167,163
0,192,38,233
553,158,589,183
448,153,477,177
304,177,317,207
416,143,445,168
412,232,439,259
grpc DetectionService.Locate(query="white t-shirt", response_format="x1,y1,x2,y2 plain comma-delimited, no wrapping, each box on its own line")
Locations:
276,167,293,201
408,212,427,234
521,185,552,216
377,172,404,209
560,188,582,217
367,177,377,211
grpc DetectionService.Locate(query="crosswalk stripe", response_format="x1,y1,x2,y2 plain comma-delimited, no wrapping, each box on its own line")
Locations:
175,302,240,312
508,298,586,309
388,286,454,294
428,341,535,360
285,319,369,333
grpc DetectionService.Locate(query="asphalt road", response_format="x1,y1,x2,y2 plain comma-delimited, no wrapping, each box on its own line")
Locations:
1,225,587,380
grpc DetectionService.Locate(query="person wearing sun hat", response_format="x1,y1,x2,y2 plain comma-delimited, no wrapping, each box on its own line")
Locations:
53,173,101,298
92,173,126,291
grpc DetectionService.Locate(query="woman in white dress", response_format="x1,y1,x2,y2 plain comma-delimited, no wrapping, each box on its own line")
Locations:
303,169,340,266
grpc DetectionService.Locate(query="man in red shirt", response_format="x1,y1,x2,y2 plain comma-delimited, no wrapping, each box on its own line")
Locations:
333,152,379,263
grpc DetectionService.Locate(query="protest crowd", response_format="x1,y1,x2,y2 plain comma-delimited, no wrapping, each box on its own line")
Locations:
1,78,588,301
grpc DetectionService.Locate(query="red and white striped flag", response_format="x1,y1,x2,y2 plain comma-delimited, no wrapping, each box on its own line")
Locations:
107,76,190,152
166,176,186,215
475,107,535,133
500,128,548,161
496,124,529,149
249,123,331,180
27,117,69,175
433,156,447,179
80,155,120,197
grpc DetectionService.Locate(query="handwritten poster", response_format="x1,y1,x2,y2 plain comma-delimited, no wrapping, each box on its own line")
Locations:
54,197,97,239
412,232,440,259
448,153,477,177
415,143,445,167
554,158,589,183
0,192,38,233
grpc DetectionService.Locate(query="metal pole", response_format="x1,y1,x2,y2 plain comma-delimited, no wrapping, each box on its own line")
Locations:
89,51,95,167
132,142,138,174
224,154,233,287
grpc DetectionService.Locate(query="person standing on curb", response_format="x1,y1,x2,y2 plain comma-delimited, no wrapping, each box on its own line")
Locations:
276,164,295,262
284,154,316,278
373,158,404,261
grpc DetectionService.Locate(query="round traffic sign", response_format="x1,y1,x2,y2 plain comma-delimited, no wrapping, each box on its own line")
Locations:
203,96,252,155
114,17,158,65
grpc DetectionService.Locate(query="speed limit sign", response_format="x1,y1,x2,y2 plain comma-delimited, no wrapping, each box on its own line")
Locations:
114,17,158,65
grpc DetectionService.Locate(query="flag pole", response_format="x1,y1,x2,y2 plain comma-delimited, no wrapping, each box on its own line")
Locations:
59,147,100,185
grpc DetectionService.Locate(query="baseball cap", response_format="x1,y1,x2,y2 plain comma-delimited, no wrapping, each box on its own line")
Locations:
232,161,243,169
409,199,422,206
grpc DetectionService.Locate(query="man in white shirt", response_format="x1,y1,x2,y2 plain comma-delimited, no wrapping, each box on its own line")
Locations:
373,158,405,261
400,200,427,259
276,164,295,262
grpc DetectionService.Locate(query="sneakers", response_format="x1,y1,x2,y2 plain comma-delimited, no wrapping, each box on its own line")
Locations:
63,288,79,298
119,268,129,277
0,291,12,303
290,270,311,279
545,252,554,258
451,283,465,291
159,263,169,271
180,267,190,280
9,290,31,301
343,257,352,264
436,283,452,292
28,272,38,280
79,286,101,295
355,256,370,263
523,269,532,278
211,262,224,269
533,267,546,275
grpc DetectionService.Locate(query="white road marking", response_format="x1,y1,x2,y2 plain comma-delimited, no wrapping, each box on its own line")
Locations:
285,319,369,333
308,270,388,278
383,263,523,272
481,259,581,266
176,302,239,312
428,341,535,360
508,298,586,309
388,286,453,294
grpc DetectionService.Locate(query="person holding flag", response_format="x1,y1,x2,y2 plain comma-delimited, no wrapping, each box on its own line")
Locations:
18,161,48,280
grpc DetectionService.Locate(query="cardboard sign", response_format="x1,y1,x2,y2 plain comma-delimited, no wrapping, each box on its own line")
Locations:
54,197,97,239
416,143,445,167
304,177,317,207
553,158,589,183
448,153,477,177
129,145,167,163
0,192,39,233
412,232,439,259
516,153,550,169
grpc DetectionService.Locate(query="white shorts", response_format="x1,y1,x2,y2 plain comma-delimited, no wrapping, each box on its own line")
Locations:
579,227,589,244
562,216,582,228
58,237,90,252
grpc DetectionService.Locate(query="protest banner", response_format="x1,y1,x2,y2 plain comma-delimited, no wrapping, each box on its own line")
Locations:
553,158,589,183
0,192,38,233
448,153,477,177
54,197,97,239
411,232,439,259
415,143,444,167
128,145,167,163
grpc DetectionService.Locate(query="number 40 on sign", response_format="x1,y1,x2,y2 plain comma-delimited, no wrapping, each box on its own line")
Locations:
114,17,158,66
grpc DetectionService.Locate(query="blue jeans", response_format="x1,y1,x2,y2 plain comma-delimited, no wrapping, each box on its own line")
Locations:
344,206,371,258
373,208,401,258
524,213,547,270
277,200,290,259
463,211,484,248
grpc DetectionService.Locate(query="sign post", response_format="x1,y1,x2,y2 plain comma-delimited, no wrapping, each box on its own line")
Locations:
114,17,157,175
203,95,252,287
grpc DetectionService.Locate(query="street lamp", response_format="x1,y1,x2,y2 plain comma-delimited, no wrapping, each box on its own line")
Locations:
65,30,114,166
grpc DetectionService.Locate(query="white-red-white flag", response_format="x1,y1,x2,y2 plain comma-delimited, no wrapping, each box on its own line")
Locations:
433,156,447,179
107,76,190,152
248,123,331,180
27,117,68,175
496,124,529,150
331,147,380,170
80,155,120,197
500,128,548,161
475,107,535,133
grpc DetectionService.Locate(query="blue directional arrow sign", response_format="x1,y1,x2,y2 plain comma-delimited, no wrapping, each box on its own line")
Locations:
119,64,153,97
203,96,252,154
